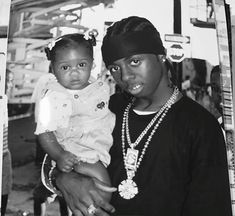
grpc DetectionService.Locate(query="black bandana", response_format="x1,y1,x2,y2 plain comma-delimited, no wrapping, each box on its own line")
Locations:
101,30,165,67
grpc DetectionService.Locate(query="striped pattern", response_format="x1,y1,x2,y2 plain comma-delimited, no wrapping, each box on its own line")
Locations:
3,125,8,155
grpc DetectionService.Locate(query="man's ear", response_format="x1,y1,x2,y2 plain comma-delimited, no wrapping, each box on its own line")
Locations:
158,55,166,63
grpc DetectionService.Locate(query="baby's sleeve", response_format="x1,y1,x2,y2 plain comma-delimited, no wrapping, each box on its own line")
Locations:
34,91,72,135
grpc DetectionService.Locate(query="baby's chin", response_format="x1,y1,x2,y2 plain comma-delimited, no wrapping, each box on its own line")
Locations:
68,83,89,90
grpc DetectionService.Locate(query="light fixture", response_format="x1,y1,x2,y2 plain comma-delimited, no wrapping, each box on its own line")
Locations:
66,15,78,21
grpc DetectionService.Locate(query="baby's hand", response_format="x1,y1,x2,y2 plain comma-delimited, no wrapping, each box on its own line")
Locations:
57,151,78,172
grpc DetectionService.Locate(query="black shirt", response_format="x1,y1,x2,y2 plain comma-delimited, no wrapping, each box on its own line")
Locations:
108,94,232,216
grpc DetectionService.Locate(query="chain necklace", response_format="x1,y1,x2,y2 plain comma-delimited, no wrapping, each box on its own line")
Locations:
118,87,179,199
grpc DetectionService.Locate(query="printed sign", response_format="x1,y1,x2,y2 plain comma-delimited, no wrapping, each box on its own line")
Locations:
164,34,191,63
167,43,185,63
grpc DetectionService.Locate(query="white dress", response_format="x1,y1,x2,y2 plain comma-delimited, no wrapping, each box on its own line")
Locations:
34,74,115,166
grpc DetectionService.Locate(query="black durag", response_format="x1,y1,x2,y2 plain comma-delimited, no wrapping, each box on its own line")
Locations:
101,30,166,68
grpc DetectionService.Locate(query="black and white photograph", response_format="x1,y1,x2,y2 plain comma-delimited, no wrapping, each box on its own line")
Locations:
0,0,235,215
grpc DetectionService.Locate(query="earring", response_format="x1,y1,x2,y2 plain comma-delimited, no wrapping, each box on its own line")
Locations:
161,56,166,63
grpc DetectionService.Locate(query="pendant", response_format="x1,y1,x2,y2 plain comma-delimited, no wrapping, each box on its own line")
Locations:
125,148,139,170
118,179,138,199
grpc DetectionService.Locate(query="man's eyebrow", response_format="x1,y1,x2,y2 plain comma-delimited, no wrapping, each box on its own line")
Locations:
122,56,133,62
125,54,141,61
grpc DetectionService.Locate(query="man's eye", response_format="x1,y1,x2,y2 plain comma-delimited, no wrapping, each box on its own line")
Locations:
109,66,120,73
130,59,140,65
61,65,70,71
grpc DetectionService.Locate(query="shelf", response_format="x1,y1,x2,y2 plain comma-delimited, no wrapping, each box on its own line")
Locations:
190,18,216,29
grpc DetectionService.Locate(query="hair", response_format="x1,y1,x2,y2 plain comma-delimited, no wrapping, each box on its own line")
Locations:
210,65,220,78
45,33,96,62
191,58,207,87
103,16,177,86
104,16,160,39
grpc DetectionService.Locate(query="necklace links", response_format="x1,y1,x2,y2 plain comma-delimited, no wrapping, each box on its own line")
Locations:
118,87,179,200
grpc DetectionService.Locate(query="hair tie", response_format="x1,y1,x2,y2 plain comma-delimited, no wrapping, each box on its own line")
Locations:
84,30,97,46
45,37,63,60
47,37,63,51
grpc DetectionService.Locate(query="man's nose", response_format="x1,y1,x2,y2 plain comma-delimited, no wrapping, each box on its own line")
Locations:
121,65,135,82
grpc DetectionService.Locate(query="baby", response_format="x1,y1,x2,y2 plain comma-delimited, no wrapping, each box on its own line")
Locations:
34,33,116,201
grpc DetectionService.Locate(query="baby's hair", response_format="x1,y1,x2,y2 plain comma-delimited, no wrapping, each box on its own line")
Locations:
45,33,96,61
104,16,177,86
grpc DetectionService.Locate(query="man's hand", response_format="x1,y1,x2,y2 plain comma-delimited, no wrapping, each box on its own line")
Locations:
56,171,116,216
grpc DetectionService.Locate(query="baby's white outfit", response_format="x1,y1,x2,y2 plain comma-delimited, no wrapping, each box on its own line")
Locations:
34,74,115,166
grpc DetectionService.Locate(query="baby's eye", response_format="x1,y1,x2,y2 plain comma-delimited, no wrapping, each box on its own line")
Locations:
61,65,70,71
79,62,87,67
130,59,140,66
109,65,120,74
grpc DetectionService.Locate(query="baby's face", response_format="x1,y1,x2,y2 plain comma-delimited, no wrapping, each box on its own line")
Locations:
52,45,93,90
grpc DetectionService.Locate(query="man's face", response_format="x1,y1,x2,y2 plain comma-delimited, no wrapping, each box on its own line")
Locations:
108,53,164,99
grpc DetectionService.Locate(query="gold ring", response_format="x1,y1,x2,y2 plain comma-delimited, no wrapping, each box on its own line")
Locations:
87,204,97,215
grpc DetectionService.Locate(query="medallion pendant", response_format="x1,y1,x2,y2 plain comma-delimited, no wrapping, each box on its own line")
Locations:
118,147,139,199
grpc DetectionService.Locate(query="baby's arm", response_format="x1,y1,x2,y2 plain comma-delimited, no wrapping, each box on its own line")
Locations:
38,132,77,172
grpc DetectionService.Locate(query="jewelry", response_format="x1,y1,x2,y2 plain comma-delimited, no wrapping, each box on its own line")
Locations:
161,56,166,63
48,37,63,51
118,87,179,199
87,204,97,215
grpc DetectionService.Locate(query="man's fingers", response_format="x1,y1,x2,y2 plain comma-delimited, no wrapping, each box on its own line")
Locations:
94,179,117,192
76,203,92,216
60,185,87,215
89,190,115,214
93,207,111,216
62,192,76,214
64,193,89,216
72,210,83,216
